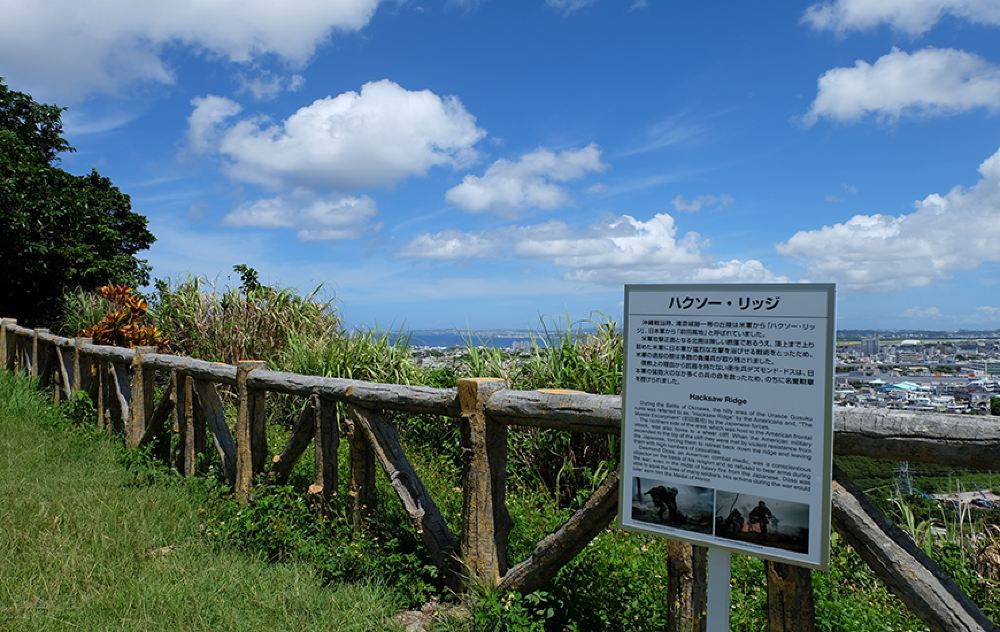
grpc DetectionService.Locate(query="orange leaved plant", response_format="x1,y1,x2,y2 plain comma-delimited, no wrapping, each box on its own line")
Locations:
81,284,168,351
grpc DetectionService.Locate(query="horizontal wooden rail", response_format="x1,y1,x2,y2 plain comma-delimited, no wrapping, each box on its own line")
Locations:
4,320,1000,468
246,369,462,416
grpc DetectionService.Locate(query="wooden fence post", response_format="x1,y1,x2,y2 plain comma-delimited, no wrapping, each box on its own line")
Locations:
16,330,30,374
52,352,62,404
666,540,708,632
183,374,204,476
107,361,130,436
765,561,816,631
73,337,93,395
31,328,48,379
458,377,511,586
347,407,377,526
235,360,267,503
172,370,190,472
96,360,108,430
191,379,236,484
52,343,73,404
127,347,157,448
310,394,339,503
0,319,15,371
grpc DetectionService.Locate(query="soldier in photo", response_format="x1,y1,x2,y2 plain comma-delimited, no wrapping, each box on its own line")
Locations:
749,500,773,540
645,485,680,523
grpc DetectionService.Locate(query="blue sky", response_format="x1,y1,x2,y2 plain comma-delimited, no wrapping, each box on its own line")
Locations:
3,0,1000,330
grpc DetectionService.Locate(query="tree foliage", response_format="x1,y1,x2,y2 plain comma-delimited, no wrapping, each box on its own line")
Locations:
0,78,154,326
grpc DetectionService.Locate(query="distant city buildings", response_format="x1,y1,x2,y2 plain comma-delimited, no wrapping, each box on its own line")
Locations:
835,334,1000,414
860,335,879,358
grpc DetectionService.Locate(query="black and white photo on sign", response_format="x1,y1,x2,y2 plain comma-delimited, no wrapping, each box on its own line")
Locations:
630,477,714,535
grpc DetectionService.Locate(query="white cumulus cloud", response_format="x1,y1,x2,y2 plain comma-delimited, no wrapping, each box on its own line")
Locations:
802,0,1000,35
224,192,380,241
777,146,1000,291
187,95,243,154
0,0,381,101
401,212,785,285
804,47,1000,125
446,145,605,215
213,80,484,190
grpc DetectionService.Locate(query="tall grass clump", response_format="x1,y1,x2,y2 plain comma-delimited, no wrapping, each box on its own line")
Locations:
458,315,623,503
281,328,421,385
150,265,338,365
519,315,622,395
55,286,116,336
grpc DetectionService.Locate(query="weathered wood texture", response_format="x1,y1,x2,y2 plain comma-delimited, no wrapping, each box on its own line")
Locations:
235,361,267,503
82,343,136,363
832,408,1000,469
765,561,816,632
487,390,621,433
173,370,191,472
31,328,48,379
499,470,620,594
247,369,461,416
311,395,338,502
108,361,130,435
183,374,205,476
191,379,237,485
143,353,237,385
126,347,157,448
18,332,31,374
666,541,707,632
348,405,459,585
270,401,316,485
97,360,108,431
55,345,73,399
458,378,511,585
73,337,93,395
346,410,377,527
138,380,173,448
832,466,998,632
0,319,16,370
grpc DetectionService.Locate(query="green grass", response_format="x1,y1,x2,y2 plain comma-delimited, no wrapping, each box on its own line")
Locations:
0,371,401,632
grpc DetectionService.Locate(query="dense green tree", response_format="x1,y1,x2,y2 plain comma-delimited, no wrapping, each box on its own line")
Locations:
0,78,154,326
991,396,1000,416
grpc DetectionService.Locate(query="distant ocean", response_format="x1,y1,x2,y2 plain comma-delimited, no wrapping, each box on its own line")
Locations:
392,331,541,349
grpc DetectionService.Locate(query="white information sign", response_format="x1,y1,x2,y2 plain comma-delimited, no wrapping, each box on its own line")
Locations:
619,284,835,569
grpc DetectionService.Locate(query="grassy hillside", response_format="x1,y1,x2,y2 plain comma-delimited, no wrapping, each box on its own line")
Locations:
0,371,401,632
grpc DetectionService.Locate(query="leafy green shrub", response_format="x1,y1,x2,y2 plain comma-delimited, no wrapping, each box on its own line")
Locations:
547,529,669,631
209,483,442,607
471,588,560,632
60,390,96,428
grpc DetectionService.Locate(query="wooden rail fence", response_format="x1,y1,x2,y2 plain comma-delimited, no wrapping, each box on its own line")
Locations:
1,317,997,631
